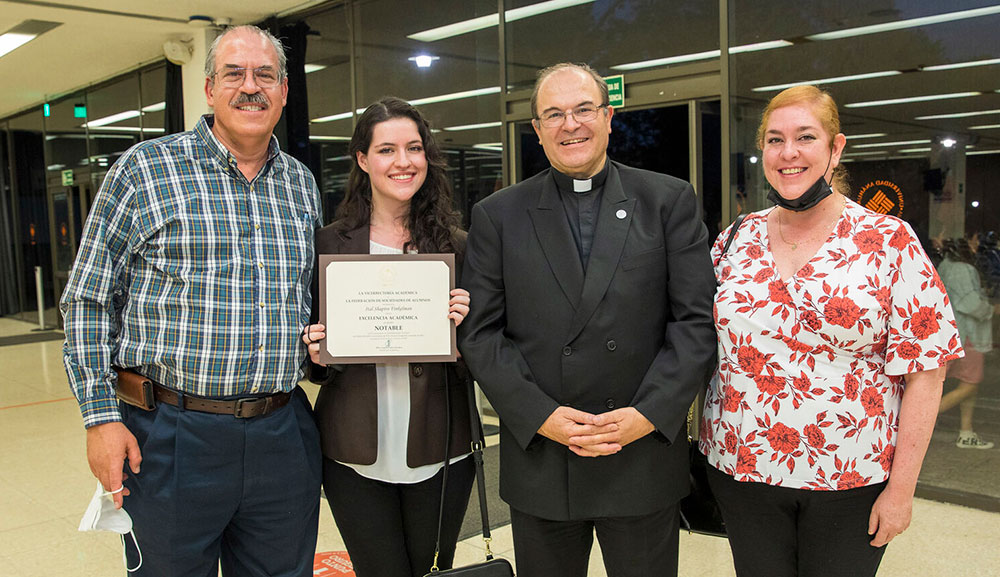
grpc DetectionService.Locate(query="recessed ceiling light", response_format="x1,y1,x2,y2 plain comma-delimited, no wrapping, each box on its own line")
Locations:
408,55,440,68
311,87,502,124
728,40,794,54
847,133,889,140
83,110,141,128
968,149,1000,156
304,64,326,74
408,86,500,106
311,111,357,123
442,121,502,132
852,139,932,149
970,124,1000,130
86,126,165,133
0,20,61,59
613,40,791,71
915,109,1000,120
407,0,594,42
920,57,1000,71
805,5,1000,41
845,92,980,108
752,70,901,92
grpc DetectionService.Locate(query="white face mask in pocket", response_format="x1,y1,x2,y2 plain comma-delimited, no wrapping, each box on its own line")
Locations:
78,482,142,572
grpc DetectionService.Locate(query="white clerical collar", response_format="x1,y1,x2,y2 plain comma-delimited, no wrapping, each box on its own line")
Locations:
573,179,593,193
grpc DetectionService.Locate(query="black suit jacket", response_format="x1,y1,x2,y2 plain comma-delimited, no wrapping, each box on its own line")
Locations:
458,161,716,520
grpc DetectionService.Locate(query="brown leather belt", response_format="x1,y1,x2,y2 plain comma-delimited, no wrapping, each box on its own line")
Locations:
152,383,292,418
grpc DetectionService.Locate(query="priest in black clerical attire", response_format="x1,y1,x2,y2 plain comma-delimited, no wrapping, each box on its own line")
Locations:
458,62,717,577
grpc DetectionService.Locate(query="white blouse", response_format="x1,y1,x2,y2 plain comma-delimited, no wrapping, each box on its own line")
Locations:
339,240,469,484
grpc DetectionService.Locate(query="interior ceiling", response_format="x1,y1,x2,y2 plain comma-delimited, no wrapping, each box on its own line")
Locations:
0,0,317,118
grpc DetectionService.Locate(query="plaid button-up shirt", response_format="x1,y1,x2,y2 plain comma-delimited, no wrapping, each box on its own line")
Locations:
61,115,321,427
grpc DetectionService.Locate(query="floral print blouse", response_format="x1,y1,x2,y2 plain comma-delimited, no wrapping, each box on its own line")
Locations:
700,199,962,490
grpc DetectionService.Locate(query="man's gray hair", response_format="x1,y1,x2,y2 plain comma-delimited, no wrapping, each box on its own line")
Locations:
530,62,610,118
204,25,287,80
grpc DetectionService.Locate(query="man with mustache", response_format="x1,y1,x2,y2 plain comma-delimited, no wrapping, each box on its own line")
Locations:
459,63,717,576
61,25,321,576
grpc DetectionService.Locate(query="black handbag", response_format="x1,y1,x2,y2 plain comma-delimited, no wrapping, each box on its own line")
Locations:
678,213,747,538
423,372,514,577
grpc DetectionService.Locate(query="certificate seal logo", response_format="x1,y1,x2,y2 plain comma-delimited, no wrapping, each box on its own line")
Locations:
379,266,396,286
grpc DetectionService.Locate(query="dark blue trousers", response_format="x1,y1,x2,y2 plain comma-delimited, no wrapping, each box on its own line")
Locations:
120,387,322,577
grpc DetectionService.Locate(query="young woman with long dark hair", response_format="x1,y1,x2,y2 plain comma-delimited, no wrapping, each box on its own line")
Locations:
302,97,474,577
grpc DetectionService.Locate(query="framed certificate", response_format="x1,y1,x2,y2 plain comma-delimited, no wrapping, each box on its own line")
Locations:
317,253,457,364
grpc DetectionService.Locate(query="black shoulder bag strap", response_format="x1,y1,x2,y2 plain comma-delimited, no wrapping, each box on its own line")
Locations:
429,371,499,572
722,213,749,259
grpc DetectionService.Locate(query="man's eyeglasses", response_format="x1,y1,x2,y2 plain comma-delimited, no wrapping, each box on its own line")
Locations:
213,67,282,88
535,104,608,128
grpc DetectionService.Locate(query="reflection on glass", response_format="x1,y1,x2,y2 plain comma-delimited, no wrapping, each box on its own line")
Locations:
141,65,167,141
306,0,502,226
505,0,718,89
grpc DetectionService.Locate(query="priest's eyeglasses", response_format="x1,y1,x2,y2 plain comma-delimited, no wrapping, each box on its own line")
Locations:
535,104,608,128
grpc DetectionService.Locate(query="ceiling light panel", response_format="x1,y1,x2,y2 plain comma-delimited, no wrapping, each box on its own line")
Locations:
845,92,980,108
407,0,595,42
805,5,1000,41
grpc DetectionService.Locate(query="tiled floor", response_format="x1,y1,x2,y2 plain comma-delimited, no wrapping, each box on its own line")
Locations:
1,316,998,576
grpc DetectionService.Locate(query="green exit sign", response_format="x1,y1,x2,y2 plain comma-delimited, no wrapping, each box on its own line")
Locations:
61,169,74,186
74,104,87,118
605,75,624,107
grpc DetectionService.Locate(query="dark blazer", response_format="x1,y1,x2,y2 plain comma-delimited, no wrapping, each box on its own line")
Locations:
458,161,717,521
308,223,472,468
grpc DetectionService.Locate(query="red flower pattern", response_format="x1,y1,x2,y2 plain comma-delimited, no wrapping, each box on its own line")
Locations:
876,444,894,473
803,424,826,448
737,345,766,375
765,422,799,454
768,281,793,304
875,286,891,311
722,384,745,413
843,375,859,401
888,226,911,251
801,310,822,331
725,431,739,455
702,204,962,491
896,341,921,360
735,446,757,475
754,374,785,396
860,388,884,417
824,296,861,328
853,229,883,254
836,470,867,490
910,306,941,339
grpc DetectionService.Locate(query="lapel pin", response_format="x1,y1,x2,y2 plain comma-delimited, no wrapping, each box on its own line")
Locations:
616,209,627,220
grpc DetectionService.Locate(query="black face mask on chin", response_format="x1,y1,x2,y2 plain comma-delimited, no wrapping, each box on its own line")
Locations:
767,151,834,212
